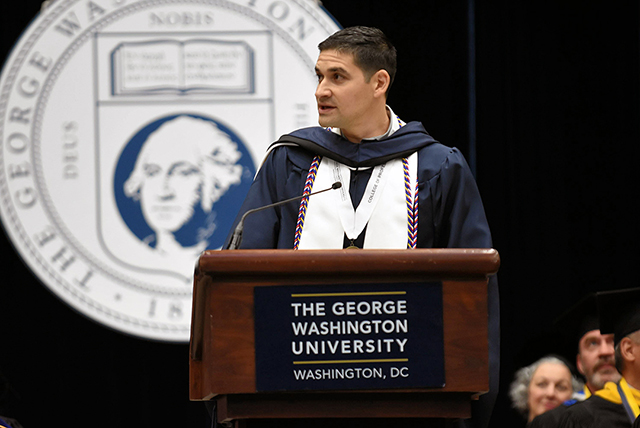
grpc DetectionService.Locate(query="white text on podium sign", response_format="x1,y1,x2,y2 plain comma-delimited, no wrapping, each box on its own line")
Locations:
254,283,445,392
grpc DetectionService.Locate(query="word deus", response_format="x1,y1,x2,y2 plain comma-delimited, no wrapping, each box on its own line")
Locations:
290,298,409,357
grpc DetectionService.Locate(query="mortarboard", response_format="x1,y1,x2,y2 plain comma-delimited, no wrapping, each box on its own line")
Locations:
595,287,640,346
556,293,600,345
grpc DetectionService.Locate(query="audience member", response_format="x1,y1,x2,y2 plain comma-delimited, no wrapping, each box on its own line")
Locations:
555,287,640,427
510,355,583,425
530,294,621,427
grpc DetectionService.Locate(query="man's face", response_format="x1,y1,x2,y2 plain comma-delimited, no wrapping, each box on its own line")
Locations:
138,140,203,233
314,49,378,135
577,329,620,391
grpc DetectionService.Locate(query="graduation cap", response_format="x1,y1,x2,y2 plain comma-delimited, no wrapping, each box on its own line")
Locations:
595,287,640,346
509,293,598,380
554,293,600,351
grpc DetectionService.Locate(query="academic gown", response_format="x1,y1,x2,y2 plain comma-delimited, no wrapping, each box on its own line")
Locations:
529,406,565,428
226,123,493,250
555,396,632,428
224,123,499,428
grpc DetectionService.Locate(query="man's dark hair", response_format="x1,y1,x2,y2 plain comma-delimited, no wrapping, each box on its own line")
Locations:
318,26,397,95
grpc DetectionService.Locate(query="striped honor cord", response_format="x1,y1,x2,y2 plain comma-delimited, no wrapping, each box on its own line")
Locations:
404,157,419,249
293,155,322,249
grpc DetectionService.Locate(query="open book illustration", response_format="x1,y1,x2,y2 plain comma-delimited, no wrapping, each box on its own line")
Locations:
111,39,255,95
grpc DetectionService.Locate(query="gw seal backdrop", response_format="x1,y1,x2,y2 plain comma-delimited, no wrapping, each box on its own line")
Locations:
0,0,339,342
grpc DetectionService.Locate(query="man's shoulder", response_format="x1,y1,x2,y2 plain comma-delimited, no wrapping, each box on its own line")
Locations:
529,403,573,427
269,123,464,173
560,395,612,417
556,396,628,428
414,141,471,183
261,129,324,171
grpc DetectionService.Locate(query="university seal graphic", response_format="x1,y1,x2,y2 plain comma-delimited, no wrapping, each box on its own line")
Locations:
0,0,339,342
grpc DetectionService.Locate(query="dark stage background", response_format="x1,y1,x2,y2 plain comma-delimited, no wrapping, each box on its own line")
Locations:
1,1,638,427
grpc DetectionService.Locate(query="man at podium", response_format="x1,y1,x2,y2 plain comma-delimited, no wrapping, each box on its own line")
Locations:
224,26,497,428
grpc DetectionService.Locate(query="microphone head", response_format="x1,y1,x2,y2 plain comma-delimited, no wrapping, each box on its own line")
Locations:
331,182,342,189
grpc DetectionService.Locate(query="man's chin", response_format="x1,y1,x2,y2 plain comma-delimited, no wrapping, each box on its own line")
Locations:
592,370,622,389
317,113,340,129
317,118,332,128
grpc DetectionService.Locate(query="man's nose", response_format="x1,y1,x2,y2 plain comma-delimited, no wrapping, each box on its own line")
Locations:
315,80,330,99
158,176,175,200
598,341,615,356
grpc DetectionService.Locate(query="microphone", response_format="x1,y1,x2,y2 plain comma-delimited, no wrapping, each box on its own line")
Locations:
227,181,342,250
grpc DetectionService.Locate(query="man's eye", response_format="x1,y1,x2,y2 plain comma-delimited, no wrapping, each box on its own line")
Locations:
144,164,161,177
178,167,199,176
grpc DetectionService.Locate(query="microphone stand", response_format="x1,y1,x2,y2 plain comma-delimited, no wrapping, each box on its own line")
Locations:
227,182,342,250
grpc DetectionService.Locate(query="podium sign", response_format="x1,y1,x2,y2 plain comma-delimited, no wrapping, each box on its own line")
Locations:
190,249,499,423
254,282,444,392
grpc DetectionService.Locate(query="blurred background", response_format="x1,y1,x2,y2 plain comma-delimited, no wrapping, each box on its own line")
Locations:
0,1,638,426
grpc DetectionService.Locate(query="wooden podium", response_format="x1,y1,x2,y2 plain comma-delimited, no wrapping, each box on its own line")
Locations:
190,249,499,426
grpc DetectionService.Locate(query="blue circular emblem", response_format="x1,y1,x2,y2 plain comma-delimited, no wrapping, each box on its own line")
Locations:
114,113,255,252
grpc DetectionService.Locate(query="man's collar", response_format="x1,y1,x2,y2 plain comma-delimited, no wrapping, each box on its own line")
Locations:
595,377,640,406
279,121,436,169
330,105,404,141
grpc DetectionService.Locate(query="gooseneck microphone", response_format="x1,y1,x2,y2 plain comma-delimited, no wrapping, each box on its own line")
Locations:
227,181,342,250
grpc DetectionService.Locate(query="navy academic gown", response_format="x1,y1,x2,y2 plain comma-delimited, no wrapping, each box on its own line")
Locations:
226,123,493,249
224,123,499,428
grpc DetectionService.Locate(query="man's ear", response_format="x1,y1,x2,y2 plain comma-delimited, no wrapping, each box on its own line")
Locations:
620,337,636,363
371,69,391,98
576,354,585,376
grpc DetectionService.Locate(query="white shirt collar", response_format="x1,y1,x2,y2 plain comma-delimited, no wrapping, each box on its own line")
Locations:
330,105,405,141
